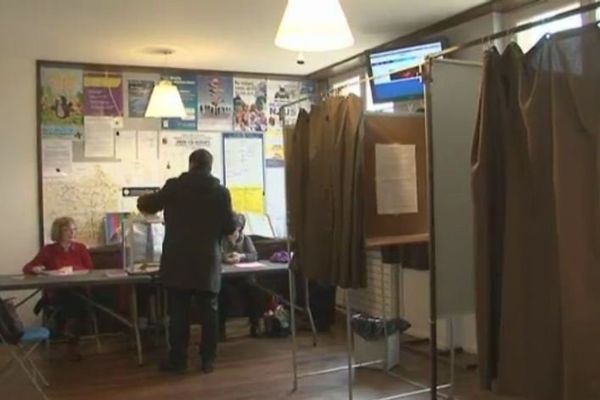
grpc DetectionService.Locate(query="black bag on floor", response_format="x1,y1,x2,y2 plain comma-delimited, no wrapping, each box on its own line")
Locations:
0,297,24,345
351,313,411,341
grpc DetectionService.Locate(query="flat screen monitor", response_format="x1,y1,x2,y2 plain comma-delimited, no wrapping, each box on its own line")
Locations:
368,39,445,103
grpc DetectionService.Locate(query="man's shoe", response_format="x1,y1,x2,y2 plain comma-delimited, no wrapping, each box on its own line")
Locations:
200,359,215,374
159,359,187,373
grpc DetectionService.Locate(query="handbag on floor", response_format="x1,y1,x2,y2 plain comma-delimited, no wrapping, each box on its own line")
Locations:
0,296,24,344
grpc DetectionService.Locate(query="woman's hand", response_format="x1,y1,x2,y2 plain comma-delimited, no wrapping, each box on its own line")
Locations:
31,266,46,275
224,253,241,264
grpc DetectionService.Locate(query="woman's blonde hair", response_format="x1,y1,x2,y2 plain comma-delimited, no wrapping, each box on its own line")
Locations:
50,217,76,242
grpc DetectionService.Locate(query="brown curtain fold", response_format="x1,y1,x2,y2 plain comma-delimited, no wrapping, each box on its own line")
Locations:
285,95,366,289
473,25,600,400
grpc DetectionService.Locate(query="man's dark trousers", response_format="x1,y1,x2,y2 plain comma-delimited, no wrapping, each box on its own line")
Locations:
167,288,218,366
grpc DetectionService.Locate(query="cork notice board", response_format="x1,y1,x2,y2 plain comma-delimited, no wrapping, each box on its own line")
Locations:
364,114,429,246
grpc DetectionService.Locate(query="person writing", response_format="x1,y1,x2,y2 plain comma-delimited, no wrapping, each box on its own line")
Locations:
219,214,263,338
137,149,235,374
23,217,93,361
221,214,257,265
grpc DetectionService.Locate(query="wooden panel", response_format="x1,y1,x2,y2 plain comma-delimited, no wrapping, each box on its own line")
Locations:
363,114,429,243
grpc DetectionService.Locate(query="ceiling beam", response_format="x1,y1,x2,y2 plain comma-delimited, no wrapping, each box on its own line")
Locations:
307,0,544,80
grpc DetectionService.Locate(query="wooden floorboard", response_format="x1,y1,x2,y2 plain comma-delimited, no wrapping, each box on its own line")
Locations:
1,327,520,400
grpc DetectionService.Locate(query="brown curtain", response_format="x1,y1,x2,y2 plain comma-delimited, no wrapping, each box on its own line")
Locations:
285,95,366,289
473,25,600,400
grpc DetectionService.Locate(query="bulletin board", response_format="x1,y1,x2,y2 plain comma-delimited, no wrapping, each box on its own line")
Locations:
363,113,429,247
36,60,315,246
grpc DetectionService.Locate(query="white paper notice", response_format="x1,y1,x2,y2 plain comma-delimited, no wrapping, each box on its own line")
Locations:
245,212,275,238
84,116,115,158
115,130,137,161
375,144,418,214
138,130,158,160
224,135,263,187
42,139,72,177
159,131,223,182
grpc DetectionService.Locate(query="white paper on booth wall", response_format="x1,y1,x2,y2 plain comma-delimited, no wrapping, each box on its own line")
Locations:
84,116,115,158
375,144,418,214
115,130,137,161
42,139,73,177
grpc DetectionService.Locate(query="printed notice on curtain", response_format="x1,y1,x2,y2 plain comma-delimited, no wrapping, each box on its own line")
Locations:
375,144,418,214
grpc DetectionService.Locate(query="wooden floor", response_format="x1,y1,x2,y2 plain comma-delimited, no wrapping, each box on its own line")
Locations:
2,325,520,400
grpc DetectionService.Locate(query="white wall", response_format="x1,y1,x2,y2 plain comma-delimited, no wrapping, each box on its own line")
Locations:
0,55,43,325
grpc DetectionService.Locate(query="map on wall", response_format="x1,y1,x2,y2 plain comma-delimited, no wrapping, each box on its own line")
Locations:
43,164,121,246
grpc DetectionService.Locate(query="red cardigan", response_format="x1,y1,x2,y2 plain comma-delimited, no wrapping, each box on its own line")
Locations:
23,242,94,274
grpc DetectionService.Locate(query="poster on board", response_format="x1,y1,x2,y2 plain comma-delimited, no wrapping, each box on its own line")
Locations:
264,128,284,168
161,74,197,130
127,80,154,118
223,132,264,213
160,131,223,183
267,80,299,129
233,77,267,132
40,67,84,138
83,72,123,116
197,74,234,131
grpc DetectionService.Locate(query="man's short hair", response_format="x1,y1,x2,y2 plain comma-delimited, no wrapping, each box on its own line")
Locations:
189,149,213,172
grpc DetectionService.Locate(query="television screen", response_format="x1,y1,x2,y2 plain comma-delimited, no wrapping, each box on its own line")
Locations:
368,40,445,103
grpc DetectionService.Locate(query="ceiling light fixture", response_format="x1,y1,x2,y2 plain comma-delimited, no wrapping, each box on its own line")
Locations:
275,0,354,52
144,49,187,118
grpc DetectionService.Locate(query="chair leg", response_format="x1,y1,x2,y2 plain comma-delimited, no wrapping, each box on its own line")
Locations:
19,344,50,387
10,351,49,400
90,311,102,353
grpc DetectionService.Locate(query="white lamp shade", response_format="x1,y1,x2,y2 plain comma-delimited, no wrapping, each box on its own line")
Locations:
275,0,354,52
144,80,187,118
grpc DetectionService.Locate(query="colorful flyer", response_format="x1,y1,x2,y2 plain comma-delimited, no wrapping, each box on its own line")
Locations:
40,67,84,137
233,77,268,132
83,72,123,116
197,74,234,131
267,79,299,129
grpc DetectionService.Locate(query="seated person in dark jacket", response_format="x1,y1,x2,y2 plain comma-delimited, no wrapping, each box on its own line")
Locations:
137,148,236,374
219,213,264,338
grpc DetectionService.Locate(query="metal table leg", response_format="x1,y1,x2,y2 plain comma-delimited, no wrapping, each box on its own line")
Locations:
304,278,318,346
345,292,354,400
289,269,298,392
130,285,143,366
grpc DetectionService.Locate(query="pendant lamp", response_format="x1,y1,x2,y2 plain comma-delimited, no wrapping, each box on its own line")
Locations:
275,0,354,52
145,79,187,118
144,49,187,118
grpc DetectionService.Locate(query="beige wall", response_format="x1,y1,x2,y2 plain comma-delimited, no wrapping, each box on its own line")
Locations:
0,55,42,325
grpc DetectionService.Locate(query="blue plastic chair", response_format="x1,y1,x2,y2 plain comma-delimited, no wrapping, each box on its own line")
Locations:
0,323,51,399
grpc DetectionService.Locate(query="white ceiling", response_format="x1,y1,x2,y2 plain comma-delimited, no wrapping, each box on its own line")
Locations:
0,0,488,76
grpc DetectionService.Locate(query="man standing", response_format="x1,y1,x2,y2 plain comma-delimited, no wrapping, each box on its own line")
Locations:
138,149,235,373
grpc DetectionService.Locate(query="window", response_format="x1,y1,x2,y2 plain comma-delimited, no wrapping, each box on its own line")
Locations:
365,73,394,113
332,75,361,97
517,3,582,52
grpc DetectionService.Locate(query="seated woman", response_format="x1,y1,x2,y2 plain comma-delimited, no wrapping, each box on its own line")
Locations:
23,217,94,361
219,213,264,339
